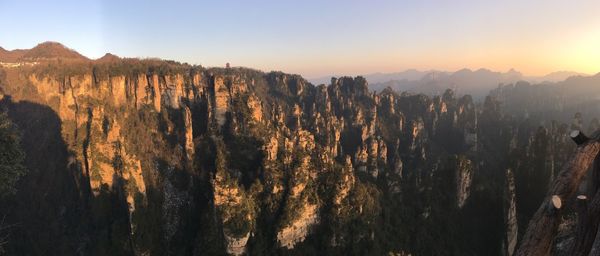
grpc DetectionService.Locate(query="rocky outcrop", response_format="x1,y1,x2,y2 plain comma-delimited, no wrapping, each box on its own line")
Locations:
503,169,518,256
246,95,263,124
110,75,126,107
183,105,194,161
276,130,320,249
151,74,162,112
334,156,355,207
277,202,319,249
223,233,250,256
212,145,255,255
455,156,473,208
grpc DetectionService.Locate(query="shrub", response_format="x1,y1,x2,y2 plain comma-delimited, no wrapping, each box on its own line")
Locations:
0,111,27,196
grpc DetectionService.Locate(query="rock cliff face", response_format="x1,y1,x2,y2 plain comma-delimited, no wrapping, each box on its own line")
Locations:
455,156,473,208
503,169,518,256
0,58,586,255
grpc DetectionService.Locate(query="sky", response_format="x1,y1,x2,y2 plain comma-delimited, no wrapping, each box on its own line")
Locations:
1,0,599,78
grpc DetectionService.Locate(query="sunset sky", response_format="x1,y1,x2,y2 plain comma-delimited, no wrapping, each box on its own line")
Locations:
1,0,599,78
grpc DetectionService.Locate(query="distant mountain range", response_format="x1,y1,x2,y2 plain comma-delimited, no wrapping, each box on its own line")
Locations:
0,41,90,62
310,69,591,99
0,41,124,64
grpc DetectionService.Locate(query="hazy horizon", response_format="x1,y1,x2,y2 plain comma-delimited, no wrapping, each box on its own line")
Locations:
1,0,599,78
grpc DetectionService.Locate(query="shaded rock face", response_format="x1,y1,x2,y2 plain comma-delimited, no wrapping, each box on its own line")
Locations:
0,60,582,255
503,169,518,256
455,156,473,208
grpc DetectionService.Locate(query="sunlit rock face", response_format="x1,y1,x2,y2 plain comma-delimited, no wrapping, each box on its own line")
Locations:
277,202,319,249
183,105,194,161
211,75,230,127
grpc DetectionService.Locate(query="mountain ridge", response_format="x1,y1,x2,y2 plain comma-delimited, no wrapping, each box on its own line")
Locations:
2,42,590,88
0,41,90,62
310,69,589,85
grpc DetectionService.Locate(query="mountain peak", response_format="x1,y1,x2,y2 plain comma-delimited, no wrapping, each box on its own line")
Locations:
96,53,121,63
454,68,474,75
537,71,589,83
36,41,66,47
21,41,88,61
